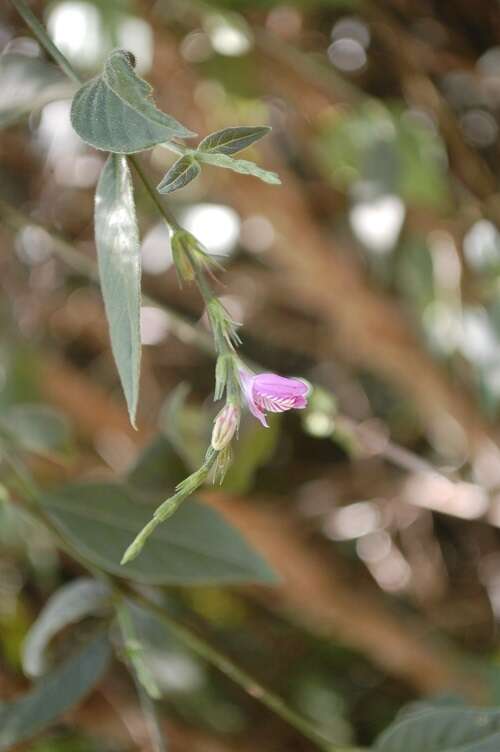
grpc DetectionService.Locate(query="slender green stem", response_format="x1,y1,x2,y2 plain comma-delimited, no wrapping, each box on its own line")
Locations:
122,586,355,752
115,598,161,700
2,447,360,752
0,199,213,356
9,0,181,237
129,155,181,231
9,0,82,85
131,671,168,752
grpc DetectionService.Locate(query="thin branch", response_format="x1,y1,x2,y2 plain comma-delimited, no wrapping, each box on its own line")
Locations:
120,585,363,752
2,450,360,752
0,197,456,487
10,0,82,85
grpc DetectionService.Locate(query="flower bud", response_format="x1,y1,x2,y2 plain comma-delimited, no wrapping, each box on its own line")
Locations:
171,230,195,283
211,403,240,451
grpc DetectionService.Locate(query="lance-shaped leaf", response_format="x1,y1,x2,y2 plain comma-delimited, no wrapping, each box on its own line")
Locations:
22,578,111,678
198,125,271,156
0,634,111,751
39,481,278,586
157,155,201,194
95,154,141,426
71,49,195,153
197,151,281,185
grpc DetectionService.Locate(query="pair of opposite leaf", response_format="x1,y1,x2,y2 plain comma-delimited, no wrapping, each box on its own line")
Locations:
70,49,280,192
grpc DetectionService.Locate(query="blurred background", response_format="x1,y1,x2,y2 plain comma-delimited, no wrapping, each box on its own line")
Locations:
2,0,500,749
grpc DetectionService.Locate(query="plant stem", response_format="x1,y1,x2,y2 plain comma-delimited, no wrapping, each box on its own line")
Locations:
115,599,162,701
123,586,355,752
9,0,181,237
2,447,360,752
129,155,181,231
131,671,168,752
10,0,82,85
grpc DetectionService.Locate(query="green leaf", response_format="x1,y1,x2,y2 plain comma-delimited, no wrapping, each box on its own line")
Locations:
95,153,141,426
0,634,110,751
70,49,195,153
196,151,281,184
22,579,111,678
1,404,70,454
156,155,201,194
198,126,271,156
39,482,278,586
376,706,500,752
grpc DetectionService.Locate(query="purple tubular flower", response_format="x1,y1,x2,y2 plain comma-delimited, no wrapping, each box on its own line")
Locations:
239,370,309,427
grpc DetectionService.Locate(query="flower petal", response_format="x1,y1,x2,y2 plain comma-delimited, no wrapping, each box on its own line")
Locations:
239,369,269,427
253,373,309,398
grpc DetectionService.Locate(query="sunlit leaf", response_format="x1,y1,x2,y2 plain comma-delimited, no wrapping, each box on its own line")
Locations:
95,153,141,426
156,155,201,194
198,126,271,156
22,578,111,678
197,151,281,184
40,482,278,585
376,706,500,752
71,49,195,153
0,634,110,751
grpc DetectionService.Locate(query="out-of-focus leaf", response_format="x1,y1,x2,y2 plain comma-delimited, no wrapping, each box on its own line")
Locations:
159,383,208,469
394,695,466,723
376,706,500,751
315,103,449,208
223,415,281,494
395,237,434,312
71,49,195,153
1,404,70,454
201,0,356,7
127,434,187,495
95,153,141,426
22,578,111,678
198,126,271,155
156,155,201,194
40,482,278,585
0,633,111,751
197,151,281,184
0,54,67,128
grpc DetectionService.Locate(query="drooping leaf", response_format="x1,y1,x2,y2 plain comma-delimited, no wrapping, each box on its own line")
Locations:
197,151,281,184
39,482,278,586
376,706,500,752
95,153,141,426
22,578,111,678
156,155,201,194
71,49,195,153
198,126,271,156
1,404,70,454
0,634,111,751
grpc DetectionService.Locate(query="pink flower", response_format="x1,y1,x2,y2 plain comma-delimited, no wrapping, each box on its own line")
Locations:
239,369,309,427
